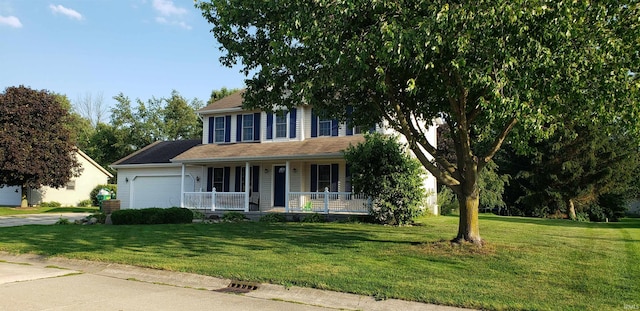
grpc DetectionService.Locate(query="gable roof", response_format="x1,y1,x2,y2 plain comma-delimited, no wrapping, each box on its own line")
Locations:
172,136,365,164
197,90,245,114
111,140,201,166
77,149,113,178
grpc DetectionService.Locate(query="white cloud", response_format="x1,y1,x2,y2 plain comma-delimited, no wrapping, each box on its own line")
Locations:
0,15,22,28
152,0,186,16
49,4,83,20
152,0,190,29
155,16,191,30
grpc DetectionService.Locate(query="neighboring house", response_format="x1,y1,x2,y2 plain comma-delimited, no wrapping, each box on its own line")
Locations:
0,150,113,207
111,91,438,215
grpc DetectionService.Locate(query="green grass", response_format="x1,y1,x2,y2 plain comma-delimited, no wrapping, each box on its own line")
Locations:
0,206,99,216
0,214,638,310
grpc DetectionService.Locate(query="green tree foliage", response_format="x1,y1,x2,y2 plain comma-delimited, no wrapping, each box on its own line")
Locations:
56,94,95,153
197,1,640,243
110,91,203,152
207,87,241,105
499,121,640,221
163,90,203,140
344,133,425,225
0,86,82,205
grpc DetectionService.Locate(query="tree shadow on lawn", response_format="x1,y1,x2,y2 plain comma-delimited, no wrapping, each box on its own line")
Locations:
484,214,640,229
0,222,406,259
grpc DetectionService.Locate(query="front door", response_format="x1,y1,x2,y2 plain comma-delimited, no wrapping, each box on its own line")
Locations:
273,166,286,207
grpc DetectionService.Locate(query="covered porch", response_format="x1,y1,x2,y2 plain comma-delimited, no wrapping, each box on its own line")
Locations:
172,137,371,215
178,160,369,214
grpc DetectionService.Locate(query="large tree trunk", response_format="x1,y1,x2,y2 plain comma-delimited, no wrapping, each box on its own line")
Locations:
20,185,28,208
452,187,482,245
567,198,576,220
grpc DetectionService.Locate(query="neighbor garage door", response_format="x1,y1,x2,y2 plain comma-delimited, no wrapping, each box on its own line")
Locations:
131,176,194,209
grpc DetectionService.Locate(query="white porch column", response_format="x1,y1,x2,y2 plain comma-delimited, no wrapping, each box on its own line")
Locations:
180,163,185,208
244,162,250,212
285,160,290,212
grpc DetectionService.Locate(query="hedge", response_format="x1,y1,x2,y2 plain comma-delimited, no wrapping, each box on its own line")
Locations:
110,207,193,225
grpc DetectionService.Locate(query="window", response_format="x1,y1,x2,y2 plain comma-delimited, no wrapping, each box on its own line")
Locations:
242,114,254,141
212,167,224,191
318,118,332,136
317,165,331,191
275,113,287,138
66,180,75,190
214,116,225,143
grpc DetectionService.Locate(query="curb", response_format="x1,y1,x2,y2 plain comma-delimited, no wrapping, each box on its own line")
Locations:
0,252,471,311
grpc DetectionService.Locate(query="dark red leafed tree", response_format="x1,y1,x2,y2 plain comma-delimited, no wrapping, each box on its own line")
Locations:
0,86,81,206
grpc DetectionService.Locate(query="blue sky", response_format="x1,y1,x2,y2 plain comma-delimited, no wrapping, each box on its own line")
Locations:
0,0,247,116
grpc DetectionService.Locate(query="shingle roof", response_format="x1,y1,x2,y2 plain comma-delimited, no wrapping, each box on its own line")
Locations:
197,90,245,113
172,136,365,163
112,140,201,165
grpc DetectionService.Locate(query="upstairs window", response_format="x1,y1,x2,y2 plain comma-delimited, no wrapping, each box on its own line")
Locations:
318,118,332,136
275,113,287,138
242,114,254,141
266,108,296,140
214,116,225,143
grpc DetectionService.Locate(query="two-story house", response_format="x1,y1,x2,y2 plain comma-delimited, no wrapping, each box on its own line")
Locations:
111,90,438,215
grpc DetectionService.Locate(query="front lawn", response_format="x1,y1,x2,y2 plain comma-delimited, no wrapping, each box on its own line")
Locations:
0,206,99,216
0,214,637,310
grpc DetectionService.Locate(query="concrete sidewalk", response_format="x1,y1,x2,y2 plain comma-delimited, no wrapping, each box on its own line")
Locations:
0,252,471,311
0,213,92,227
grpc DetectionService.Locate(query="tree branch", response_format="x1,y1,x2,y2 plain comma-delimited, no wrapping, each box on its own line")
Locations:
478,117,518,172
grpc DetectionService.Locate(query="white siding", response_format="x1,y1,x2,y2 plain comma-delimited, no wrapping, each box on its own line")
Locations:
116,166,201,209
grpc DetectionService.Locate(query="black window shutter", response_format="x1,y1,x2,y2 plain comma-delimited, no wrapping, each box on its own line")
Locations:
266,113,273,140
223,167,230,192
252,165,260,192
310,164,317,191
236,115,242,142
225,115,231,142
235,166,241,191
206,167,213,191
331,119,339,136
208,117,214,143
311,109,318,137
289,108,297,138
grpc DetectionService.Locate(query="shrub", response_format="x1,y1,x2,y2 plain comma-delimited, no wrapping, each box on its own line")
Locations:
344,133,425,225
259,213,286,223
77,199,93,207
55,217,71,225
302,213,325,223
437,187,458,215
596,193,628,222
111,207,193,225
222,211,247,222
90,184,118,207
41,201,62,208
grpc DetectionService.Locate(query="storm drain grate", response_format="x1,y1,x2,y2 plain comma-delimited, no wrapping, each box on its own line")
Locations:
214,281,259,293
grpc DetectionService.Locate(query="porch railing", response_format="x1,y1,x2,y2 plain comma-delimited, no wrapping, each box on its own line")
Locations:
288,189,370,214
184,188,370,214
183,189,245,211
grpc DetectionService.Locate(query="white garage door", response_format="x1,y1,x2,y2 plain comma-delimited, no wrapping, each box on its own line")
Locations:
132,176,194,209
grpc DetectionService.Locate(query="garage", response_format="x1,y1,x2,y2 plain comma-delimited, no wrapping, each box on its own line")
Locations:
131,176,195,209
